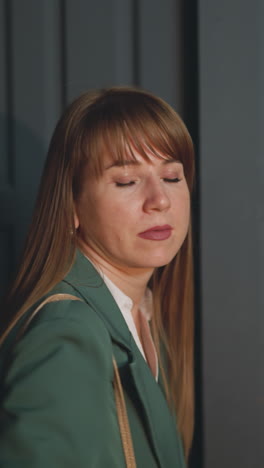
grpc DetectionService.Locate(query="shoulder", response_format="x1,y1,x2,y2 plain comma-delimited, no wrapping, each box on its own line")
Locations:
0,294,123,467
5,295,113,384
28,275,106,339
27,293,111,351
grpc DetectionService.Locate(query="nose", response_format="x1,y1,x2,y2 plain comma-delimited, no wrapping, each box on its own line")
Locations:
143,179,171,212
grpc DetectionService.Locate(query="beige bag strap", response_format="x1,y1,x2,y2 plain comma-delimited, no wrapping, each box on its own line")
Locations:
17,294,80,338
112,357,137,468
19,293,136,467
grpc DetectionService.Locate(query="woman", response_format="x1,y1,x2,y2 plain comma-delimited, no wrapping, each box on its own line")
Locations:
0,87,195,467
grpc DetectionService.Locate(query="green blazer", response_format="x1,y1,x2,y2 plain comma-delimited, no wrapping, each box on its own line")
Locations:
0,251,185,467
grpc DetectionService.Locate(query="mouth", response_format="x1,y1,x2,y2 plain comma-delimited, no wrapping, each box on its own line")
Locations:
138,225,173,241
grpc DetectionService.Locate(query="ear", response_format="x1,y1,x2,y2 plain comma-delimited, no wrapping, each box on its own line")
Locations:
74,209,80,229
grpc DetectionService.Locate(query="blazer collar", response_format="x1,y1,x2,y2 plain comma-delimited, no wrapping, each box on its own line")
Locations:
125,340,185,467
64,250,185,467
63,249,133,353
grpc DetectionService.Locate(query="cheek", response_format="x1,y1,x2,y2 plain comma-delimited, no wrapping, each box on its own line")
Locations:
77,196,124,238
176,193,191,234
185,200,191,227
176,189,190,215
184,196,191,221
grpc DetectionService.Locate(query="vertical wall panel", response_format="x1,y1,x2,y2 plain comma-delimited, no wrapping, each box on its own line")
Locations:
0,1,14,297
42,0,64,140
259,0,264,456
0,1,10,186
64,0,135,102
11,0,63,258
0,0,65,284
138,0,183,112
11,0,62,147
65,0,117,100
64,0,183,111
113,0,134,84
199,1,263,467
0,0,6,185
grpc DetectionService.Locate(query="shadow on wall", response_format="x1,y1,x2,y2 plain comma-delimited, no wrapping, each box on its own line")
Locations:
0,113,46,299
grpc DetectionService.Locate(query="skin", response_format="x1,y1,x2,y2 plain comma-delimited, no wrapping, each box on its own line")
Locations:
75,149,190,324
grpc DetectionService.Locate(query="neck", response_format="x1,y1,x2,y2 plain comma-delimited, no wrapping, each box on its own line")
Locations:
79,243,154,309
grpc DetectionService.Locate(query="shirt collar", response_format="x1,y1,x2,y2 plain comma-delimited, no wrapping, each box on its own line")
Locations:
102,274,153,322
84,255,153,321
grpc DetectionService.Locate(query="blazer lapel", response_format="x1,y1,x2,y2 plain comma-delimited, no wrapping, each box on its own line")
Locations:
122,340,185,468
64,250,185,467
64,250,133,352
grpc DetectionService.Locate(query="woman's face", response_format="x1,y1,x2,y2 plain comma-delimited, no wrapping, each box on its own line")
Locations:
75,149,190,274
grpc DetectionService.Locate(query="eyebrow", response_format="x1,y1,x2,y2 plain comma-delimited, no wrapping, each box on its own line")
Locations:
104,158,182,170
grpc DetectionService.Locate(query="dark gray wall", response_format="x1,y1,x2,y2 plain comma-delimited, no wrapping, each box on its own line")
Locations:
199,1,264,467
0,0,63,278
0,0,183,290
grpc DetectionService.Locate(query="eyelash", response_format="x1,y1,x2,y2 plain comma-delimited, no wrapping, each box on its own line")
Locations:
115,177,181,187
115,181,135,187
164,177,181,183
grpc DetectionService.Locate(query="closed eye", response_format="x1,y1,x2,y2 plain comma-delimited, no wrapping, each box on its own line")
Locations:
115,181,136,187
164,177,181,183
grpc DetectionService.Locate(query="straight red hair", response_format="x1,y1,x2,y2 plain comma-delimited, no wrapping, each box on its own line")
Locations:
0,86,195,458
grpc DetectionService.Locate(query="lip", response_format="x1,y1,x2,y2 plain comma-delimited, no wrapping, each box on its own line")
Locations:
138,225,173,241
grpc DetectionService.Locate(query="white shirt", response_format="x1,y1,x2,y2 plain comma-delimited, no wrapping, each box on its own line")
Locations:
85,255,159,379
102,274,158,380
102,273,159,381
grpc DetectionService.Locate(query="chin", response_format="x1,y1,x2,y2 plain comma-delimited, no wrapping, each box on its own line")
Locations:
136,253,177,269
151,258,175,268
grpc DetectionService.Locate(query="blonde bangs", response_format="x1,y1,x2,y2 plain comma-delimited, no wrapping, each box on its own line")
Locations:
77,88,194,190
